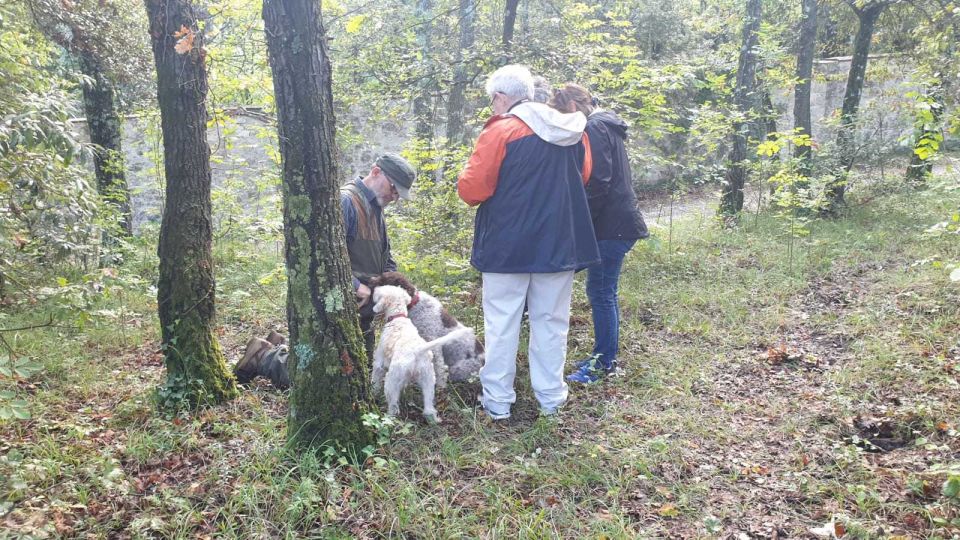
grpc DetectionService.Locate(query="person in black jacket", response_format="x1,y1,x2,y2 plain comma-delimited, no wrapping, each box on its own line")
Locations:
550,84,649,383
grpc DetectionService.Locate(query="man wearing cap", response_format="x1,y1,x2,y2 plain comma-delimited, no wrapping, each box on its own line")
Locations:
235,153,416,389
340,153,415,309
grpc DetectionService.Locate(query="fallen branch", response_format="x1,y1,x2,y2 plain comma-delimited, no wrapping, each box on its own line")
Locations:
0,316,56,334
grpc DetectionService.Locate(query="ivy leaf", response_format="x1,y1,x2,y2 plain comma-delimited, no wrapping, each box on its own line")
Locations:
11,401,30,420
13,359,42,378
944,475,960,499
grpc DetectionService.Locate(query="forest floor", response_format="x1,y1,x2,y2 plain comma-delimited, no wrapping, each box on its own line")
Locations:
2,164,960,539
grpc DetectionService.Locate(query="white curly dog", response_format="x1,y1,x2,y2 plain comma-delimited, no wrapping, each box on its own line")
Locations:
371,285,473,423
367,272,484,383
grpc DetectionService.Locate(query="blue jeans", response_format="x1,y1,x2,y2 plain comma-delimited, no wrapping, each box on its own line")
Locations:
585,239,636,369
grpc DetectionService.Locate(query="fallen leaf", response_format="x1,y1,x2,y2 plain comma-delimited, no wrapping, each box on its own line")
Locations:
173,25,195,54
658,503,679,517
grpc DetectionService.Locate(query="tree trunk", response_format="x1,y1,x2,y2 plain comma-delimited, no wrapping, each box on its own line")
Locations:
145,0,237,407
25,4,134,237
263,0,375,450
445,0,476,147
759,89,778,141
793,0,818,179
78,52,133,236
719,0,761,217
822,1,886,215
502,0,520,52
412,0,434,143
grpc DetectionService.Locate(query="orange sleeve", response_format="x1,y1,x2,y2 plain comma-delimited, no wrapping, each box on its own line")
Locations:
458,119,509,206
581,131,593,185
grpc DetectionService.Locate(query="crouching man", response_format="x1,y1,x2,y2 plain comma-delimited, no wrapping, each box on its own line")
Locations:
235,153,417,389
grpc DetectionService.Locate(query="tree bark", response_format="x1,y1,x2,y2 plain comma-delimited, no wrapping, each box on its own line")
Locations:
263,0,375,450
78,52,132,236
794,0,818,179
719,0,761,217
823,1,886,215
412,0,434,143
145,0,237,406
445,0,476,147
502,0,520,52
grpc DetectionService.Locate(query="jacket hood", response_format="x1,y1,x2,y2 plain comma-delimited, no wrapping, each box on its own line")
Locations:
589,110,629,140
508,101,586,146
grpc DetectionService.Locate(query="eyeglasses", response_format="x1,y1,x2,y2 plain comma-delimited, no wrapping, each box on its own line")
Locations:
382,172,398,196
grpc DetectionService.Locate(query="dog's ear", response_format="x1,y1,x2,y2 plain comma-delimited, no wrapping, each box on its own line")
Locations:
371,288,384,313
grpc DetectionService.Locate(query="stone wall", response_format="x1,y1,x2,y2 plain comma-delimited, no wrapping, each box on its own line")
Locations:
78,55,918,229
79,108,410,231
773,54,915,152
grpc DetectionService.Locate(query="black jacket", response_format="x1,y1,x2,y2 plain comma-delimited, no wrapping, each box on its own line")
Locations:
585,111,649,241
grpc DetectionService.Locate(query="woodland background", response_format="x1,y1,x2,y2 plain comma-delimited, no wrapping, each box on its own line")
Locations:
1,0,959,537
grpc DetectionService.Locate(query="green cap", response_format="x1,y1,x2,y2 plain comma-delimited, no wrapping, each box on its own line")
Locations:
375,153,416,200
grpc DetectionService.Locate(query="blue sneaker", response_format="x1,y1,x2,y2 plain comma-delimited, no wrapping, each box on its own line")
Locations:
566,361,616,384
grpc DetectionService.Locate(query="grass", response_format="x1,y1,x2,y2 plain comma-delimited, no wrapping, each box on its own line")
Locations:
1,166,959,538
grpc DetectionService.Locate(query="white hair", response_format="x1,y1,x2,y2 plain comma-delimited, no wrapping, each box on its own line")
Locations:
485,64,535,101
532,76,553,103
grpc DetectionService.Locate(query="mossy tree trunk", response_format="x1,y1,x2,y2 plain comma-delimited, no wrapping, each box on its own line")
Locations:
145,0,238,406
445,0,476,148
78,52,132,236
262,0,375,450
719,0,761,217
794,0,818,181
822,1,887,215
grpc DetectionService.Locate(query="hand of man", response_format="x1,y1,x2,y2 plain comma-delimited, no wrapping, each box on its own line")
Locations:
356,283,372,307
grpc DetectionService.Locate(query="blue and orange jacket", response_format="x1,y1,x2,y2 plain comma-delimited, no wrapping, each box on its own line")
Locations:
458,101,600,273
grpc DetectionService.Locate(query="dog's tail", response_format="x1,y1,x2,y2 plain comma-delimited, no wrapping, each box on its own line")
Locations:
412,327,473,357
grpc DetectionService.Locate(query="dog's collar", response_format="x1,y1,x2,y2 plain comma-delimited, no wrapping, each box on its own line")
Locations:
386,313,408,323
407,291,420,309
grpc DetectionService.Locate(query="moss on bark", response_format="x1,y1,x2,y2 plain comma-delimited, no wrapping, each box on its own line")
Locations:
264,0,375,451
146,0,238,408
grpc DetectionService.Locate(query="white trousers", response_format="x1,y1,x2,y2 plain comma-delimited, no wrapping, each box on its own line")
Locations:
479,271,574,416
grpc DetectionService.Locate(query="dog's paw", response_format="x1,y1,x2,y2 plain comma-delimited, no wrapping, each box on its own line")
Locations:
424,413,441,425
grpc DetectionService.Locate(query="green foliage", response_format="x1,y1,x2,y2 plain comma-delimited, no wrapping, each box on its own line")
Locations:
0,2,117,307
360,412,412,465
205,0,274,109
0,355,43,421
388,144,476,297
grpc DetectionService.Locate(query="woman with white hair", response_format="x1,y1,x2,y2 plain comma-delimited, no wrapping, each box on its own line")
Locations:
458,65,599,420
